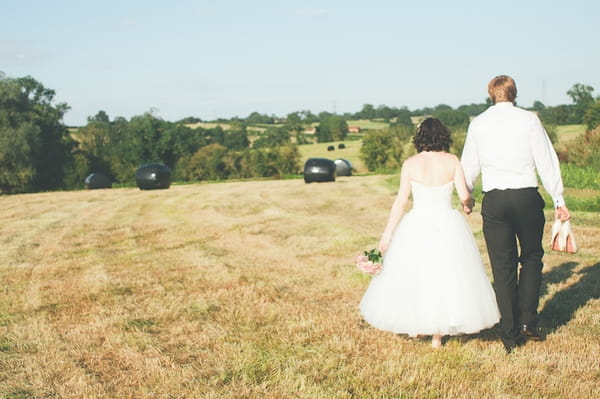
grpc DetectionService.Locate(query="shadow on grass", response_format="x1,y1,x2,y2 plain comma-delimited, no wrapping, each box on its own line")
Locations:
448,261,600,346
538,261,600,335
539,261,578,297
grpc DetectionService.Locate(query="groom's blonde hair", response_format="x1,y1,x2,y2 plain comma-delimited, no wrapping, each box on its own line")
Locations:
488,75,517,105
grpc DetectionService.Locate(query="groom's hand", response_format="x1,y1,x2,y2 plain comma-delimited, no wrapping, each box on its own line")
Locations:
555,206,571,221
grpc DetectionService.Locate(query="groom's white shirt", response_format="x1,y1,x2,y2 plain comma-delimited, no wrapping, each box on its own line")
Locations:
461,102,565,208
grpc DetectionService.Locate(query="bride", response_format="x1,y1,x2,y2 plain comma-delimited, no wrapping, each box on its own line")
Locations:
359,118,500,348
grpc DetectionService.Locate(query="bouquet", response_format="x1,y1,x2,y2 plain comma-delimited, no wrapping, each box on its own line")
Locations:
356,248,383,275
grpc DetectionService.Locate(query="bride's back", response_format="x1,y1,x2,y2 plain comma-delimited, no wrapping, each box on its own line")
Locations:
405,151,458,186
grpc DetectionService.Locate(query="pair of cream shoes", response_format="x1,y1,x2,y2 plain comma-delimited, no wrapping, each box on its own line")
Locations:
550,219,577,253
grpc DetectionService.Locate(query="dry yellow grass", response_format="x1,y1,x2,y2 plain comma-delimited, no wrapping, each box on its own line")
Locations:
1,176,599,398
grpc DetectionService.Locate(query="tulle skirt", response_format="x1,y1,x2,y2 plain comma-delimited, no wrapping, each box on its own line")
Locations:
359,208,500,337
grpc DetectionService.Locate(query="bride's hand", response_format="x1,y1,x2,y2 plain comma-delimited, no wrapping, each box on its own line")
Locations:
462,197,474,214
378,233,391,253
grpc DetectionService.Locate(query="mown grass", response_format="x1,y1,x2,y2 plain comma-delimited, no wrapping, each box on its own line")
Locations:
0,175,598,398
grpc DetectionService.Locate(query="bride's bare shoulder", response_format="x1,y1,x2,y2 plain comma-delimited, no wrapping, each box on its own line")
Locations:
431,152,459,165
405,152,428,162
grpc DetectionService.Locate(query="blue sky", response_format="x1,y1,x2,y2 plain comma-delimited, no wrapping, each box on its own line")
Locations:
2,0,598,126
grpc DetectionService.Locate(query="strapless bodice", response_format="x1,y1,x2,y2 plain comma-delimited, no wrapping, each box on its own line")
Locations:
410,181,454,212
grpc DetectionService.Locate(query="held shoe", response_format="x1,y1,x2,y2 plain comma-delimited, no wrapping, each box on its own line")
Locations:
551,219,578,254
560,220,578,253
550,219,562,251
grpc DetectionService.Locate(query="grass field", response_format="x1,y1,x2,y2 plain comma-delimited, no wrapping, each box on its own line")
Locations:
556,125,586,150
1,176,598,398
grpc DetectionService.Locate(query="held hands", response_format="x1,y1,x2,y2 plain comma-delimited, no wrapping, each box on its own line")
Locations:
462,197,475,215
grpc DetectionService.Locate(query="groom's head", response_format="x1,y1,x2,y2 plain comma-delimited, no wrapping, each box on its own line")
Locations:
488,75,517,105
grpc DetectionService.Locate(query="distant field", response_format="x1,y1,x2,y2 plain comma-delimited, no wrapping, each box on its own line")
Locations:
296,123,587,176
185,122,266,133
555,124,586,151
299,140,366,174
346,119,390,130
1,176,598,398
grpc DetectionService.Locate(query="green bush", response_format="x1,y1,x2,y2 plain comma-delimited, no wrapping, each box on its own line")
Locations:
360,129,404,172
561,163,600,190
563,126,600,169
583,100,600,130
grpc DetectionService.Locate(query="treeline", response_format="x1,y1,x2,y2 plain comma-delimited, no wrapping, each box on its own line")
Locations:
0,74,304,194
2,71,600,194
75,110,301,186
201,85,600,133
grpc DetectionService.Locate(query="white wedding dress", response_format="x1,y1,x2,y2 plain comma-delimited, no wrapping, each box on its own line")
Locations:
359,181,500,337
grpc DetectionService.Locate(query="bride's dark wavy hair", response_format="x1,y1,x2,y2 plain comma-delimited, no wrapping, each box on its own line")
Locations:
412,117,452,152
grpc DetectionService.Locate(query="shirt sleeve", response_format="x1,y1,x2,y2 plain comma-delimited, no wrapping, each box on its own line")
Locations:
460,126,480,193
530,117,565,207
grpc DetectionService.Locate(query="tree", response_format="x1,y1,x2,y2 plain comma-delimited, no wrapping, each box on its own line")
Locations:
250,145,300,178
375,105,394,121
583,100,600,130
88,110,110,123
394,108,413,127
246,112,275,124
359,104,376,119
0,73,73,193
177,116,203,124
538,104,574,125
564,126,600,170
567,83,595,123
432,108,469,129
184,143,229,181
316,115,348,142
531,101,546,112
252,126,290,149
299,110,318,124
76,113,114,178
360,129,404,172
223,123,249,150
457,103,488,117
286,111,308,144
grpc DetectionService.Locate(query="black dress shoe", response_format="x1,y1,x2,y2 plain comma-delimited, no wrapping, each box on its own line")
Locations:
503,334,526,354
521,324,541,341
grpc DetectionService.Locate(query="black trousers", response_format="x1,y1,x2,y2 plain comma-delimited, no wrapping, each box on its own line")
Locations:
481,188,546,345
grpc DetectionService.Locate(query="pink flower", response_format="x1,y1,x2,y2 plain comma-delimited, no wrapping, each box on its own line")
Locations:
356,254,369,264
356,251,383,275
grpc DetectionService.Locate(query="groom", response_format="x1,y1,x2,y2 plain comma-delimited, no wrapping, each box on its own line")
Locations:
461,75,571,353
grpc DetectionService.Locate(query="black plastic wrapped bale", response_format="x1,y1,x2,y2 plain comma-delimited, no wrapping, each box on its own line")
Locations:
303,158,336,183
135,163,172,190
84,173,112,189
327,145,335,151
338,143,346,149
334,158,353,176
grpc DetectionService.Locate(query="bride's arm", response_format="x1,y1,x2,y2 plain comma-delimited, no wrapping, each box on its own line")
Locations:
453,157,474,214
378,161,412,253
